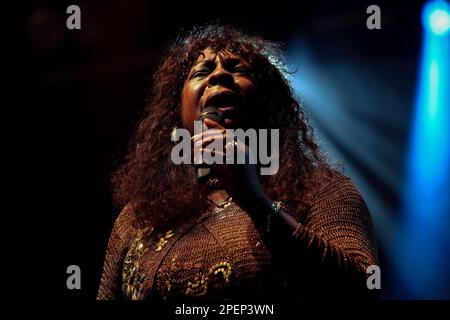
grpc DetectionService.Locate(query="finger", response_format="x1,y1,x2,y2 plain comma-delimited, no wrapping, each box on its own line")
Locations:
191,128,226,141
223,118,235,128
224,140,237,151
192,131,225,150
198,148,226,163
204,118,226,130
194,134,227,148
193,132,225,146
199,148,225,156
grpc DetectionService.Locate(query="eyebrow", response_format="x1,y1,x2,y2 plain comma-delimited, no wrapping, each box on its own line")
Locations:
192,58,215,69
192,56,248,70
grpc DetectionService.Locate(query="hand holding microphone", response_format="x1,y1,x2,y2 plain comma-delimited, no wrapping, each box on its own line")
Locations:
194,109,271,220
194,106,225,182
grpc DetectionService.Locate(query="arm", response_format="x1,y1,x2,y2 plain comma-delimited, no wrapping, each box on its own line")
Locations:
258,175,379,298
96,205,134,300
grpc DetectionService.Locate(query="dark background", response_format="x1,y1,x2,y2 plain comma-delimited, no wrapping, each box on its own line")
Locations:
24,0,430,300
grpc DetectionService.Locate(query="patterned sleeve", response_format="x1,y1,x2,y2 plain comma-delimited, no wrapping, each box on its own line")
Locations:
96,205,134,300
271,172,379,298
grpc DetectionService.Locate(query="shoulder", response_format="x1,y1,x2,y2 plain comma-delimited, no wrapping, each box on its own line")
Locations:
297,166,379,271
313,167,361,198
303,165,367,212
110,204,137,242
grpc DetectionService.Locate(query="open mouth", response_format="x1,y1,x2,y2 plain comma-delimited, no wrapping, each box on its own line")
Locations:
204,91,243,110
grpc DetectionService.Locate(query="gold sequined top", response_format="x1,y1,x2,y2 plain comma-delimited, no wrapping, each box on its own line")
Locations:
97,169,378,300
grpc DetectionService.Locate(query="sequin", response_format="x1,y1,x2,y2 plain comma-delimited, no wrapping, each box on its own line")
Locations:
184,261,232,297
155,229,174,252
97,170,379,301
122,227,153,300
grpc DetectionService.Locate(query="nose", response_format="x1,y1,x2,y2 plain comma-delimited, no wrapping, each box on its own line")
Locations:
207,66,234,88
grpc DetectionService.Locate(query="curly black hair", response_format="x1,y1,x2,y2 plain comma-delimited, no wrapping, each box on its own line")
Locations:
111,23,331,231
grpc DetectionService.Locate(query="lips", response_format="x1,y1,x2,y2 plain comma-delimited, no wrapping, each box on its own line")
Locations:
203,91,243,110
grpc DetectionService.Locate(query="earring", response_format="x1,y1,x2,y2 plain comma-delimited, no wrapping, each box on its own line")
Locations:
171,127,178,142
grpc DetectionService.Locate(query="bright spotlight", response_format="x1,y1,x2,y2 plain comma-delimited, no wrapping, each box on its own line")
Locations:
423,1,450,35
399,0,450,298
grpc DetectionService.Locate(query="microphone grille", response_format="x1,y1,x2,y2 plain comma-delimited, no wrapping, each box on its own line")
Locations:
197,106,224,125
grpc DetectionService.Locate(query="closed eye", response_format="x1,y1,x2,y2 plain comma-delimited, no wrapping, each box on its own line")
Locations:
234,66,250,73
191,69,210,78
233,66,254,77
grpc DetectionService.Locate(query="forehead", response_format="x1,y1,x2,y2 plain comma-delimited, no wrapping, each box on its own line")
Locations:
193,48,244,64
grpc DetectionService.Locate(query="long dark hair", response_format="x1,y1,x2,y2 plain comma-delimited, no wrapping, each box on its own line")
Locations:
111,24,331,231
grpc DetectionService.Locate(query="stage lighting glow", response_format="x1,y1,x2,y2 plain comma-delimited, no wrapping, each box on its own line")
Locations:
400,0,450,298
423,1,450,35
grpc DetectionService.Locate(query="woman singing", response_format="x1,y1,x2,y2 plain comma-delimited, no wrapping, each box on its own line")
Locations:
97,24,378,301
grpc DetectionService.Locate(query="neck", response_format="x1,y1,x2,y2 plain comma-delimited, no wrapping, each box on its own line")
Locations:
207,189,229,205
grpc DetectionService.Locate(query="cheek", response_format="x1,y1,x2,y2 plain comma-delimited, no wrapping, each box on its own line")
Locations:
238,79,258,104
237,77,257,93
181,83,203,132
237,79,260,127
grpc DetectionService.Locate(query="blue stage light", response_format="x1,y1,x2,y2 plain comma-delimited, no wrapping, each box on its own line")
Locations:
400,0,450,298
423,0,450,35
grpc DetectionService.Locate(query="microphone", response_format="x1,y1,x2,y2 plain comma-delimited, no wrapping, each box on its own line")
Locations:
195,106,224,182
